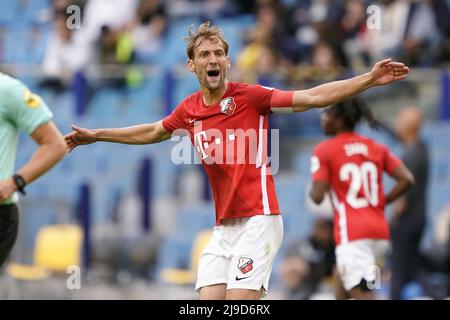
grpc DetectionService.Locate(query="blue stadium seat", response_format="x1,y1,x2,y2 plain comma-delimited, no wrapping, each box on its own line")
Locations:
160,18,200,67
124,76,165,121
213,18,252,60
276,109,322,137
153,234,193,279
3,27,28,63
153,202,215,282
175,203,215,237
17,205,57,264
27,25,51,63
151,147,178,197
21,0,51,25
173,74,199,105
3,24,49,63
0,0,19,26
86,89,122,125
292,149,314,178
275,175,315,239
27,172,80,205
423,122,450,146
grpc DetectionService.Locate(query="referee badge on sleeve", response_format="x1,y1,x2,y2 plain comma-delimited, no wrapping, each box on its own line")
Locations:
23,89,42,109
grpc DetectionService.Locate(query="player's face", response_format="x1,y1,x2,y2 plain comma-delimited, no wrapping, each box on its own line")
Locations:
320,109,336,135
188,37,230,91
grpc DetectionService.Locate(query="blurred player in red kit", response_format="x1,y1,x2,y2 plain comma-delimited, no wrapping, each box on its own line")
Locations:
65,22,410,300
309,98,414,299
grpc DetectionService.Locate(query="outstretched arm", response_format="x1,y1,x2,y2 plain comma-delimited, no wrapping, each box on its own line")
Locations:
64,120,171,152
290,59,410,112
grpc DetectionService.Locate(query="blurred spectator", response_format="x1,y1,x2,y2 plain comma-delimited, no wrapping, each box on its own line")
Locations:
96,25,135,88
132,0,167,63
390,107,430,299
81,0,138,42
53,0,87,13
254,46,285,87
237,2,293,82
279,218,335,300
310,41,344,78
400,0,441,66
338,0,371,68
367,0,411,61
164,0,236,20
233,0,257,14
282,0,344,63
237,26,273,80
340,0,366,40
39,10,89,93
136,0,166,25
429,0,450,63
290,41,345,84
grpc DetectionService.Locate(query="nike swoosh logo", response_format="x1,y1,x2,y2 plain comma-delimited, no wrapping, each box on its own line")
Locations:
235,276,250,281
188,118,196,124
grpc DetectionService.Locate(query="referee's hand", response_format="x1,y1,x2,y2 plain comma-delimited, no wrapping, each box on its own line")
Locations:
0,178,17,202
64,125,96,153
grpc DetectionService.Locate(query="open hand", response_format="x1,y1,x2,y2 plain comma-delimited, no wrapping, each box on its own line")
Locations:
64,125,96,153
370,58,410,86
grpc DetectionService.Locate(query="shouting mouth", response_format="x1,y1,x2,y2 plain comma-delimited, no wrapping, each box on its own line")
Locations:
207,70,220,82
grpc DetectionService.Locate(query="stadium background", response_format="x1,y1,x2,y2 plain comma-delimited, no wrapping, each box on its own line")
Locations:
0,0,449,299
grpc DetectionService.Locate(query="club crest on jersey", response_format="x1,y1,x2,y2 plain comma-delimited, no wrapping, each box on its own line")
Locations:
219,97,236,115
237,257,253,274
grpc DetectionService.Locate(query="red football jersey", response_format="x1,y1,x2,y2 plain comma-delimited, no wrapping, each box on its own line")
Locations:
311,132,403,245
163,82,291,225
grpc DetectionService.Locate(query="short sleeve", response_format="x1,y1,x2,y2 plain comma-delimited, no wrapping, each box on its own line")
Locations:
7,83,53,135
382,145,403,175
311,143,330,183
244,84,274,114
162,103,187,134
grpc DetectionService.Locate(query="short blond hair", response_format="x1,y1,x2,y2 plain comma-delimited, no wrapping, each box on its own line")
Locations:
185,21,229,60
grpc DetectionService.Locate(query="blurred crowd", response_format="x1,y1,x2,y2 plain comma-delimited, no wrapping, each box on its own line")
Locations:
39,0,450,92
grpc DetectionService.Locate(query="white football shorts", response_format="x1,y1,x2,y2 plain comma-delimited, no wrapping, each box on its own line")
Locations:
195,214,283,294
336,239,389,291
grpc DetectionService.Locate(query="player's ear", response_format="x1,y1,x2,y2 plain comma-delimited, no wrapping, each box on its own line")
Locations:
227,56,231,68
187,59,195,73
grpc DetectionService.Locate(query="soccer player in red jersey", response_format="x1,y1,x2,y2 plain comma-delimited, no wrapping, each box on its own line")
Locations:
309,98,415,299
65,22,410,300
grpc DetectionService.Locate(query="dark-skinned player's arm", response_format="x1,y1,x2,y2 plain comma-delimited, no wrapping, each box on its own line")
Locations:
385,164,415,205
309,181,329,205
309,149,330,205
388,164,415,227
